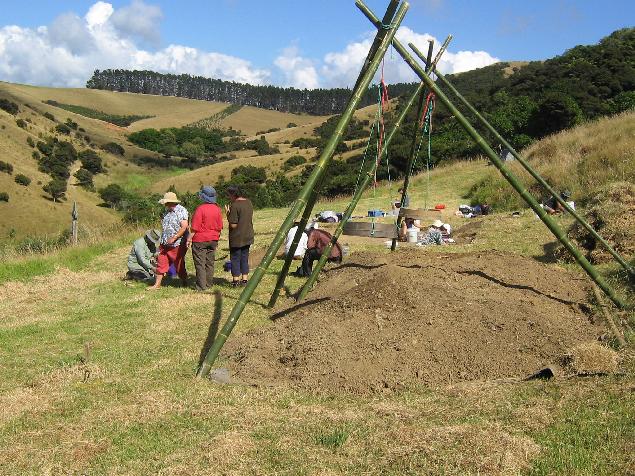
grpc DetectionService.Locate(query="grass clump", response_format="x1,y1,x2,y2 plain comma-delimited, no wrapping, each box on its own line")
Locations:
314,427,349,449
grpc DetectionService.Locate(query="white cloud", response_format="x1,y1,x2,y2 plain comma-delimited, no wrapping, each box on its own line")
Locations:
320,27,500,87
0,1,269,88
110,0,163,46
0,3,498,90
274,46,319,90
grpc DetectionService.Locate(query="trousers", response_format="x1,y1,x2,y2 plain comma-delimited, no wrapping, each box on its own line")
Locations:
230,245,250,277
192,240,218,290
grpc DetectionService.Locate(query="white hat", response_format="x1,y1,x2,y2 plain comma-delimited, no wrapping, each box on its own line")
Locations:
158,191,180,205
431,219,444,228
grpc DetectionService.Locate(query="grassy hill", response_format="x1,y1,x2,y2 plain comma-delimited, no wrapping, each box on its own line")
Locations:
0,82,337,239
469,111,635,210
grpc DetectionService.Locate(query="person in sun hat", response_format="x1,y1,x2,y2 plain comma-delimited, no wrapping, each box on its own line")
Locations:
126,229,160,281
187,185,223,291
417,218,445,246
148,191,189,290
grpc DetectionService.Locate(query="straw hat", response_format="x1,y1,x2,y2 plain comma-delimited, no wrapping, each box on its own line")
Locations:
431,219,444,228
158,191,180,205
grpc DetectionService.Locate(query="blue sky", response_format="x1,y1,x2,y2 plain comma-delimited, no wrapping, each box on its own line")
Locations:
0,1,633,89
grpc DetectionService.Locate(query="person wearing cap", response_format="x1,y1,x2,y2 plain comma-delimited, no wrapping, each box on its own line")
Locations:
126,229,160,281
187,186,223,291
148,191,189,290
417,219,445,246
544,190,571,215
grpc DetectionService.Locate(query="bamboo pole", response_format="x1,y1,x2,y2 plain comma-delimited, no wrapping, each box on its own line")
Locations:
297,81,429,301
390,39,437,252
592,286,627,347
267,0,402,309
408,43,635,278
197,1,410,378
358,0,629,310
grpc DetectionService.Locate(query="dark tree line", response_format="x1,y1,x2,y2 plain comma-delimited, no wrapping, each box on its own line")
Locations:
86,69,415,115
87,28,633,122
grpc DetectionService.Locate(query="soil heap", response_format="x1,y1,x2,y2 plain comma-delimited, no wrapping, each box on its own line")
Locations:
225,250,603,393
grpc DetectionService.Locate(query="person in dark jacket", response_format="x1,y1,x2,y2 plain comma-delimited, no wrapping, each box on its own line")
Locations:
294,228,343,277
225,185,254,287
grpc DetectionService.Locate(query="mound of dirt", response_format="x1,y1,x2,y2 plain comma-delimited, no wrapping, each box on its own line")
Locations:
225,250,603,393
559,182,635,265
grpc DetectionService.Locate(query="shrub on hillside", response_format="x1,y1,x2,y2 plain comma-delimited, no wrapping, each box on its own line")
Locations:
79,149,104,174
0,99,19,115
32,151,40,161
65,118,79,130
43,178,67,202
101,142,125,156
55,123,71,135
26,136,35,147
0,161,13,175
43,112,55,121
99,183,126,208
282,155,307,171
287,122,297,128
291,137,322,149
231,165,267,184
16,119,27,129
74,168,95,190
0,192,9,202
14,174,31,186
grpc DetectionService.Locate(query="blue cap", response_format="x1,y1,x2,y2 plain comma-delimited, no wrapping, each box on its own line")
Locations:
198,185,217,204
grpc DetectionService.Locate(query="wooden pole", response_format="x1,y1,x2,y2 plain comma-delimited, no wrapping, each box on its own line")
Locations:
71,201,78,246
197,1,411,378
409,42,635,279
358,0,630,310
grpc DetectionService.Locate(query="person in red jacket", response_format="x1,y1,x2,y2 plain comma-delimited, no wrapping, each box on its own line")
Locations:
187,186,223,291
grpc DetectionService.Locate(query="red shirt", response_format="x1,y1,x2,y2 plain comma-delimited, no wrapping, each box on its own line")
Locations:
191,203,223,242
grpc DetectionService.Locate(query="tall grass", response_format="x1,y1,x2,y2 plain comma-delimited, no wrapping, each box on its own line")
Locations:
468,111,635,210
0,224,141,283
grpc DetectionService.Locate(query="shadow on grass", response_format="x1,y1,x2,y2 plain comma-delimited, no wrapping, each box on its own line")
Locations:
534,241,560,264
198,290,224,367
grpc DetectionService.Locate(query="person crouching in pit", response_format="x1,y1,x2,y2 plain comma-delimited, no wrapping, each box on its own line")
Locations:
294,227,342,277
148,192,189,290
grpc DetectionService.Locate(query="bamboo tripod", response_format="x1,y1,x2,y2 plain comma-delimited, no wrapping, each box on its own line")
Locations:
198,0,631,378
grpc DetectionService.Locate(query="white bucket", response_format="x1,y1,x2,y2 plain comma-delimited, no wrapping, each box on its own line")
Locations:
407,228,418,243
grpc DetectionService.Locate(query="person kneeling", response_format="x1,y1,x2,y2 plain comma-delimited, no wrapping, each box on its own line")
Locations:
281,221,310,260
294,228,342,277
126,229,160,281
